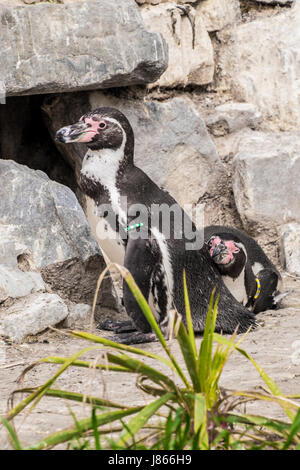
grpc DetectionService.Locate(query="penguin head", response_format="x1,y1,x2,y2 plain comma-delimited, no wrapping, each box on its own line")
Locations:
207,234,247,274
55,107,134,157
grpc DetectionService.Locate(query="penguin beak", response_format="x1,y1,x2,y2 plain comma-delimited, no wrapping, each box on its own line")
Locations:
55,121,95,143
211,244,228,263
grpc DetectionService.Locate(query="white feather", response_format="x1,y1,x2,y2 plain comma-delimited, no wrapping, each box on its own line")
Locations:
223,268,248,305
252,262,264,276
151,227,174,319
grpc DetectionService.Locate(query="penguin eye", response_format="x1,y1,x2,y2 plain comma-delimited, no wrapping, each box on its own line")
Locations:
99,121,107,130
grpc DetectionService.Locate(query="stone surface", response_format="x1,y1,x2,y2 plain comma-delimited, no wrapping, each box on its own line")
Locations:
45,92,224,209
0,265,45,303
140,2,214,87
0,293,68,343
0,160,115,308
205,102,262,136
0,0,168,97
198,0,241,32
280,223,300,276
232,131,300,227
63,303,92,329
218,2,300,130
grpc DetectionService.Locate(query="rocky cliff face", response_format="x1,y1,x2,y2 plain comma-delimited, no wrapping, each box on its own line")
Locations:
0,0,299,341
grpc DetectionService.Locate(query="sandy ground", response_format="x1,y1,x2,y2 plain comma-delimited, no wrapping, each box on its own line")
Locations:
0,274,299,449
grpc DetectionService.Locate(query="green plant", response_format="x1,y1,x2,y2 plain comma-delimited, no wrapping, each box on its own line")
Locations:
1,264,300,450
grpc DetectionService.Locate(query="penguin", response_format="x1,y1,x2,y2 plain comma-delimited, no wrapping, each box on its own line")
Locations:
204,225,284,314
55,108,256,344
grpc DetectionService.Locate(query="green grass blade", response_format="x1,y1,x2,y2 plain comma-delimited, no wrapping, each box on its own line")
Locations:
282,408,300,449
214,333,295,421
0,417,23,450
70,331,174,370
13,388,130,410
105,352,178,392
39,356,131,373
6,346,100,421
124,271,168,348
123,271,190,389
175,320,200,392
26,407,143,450
92,408,102,450
183,270,197,357
117,392,174,446
198,290,218,392
194,393,209,449
225,412,292,437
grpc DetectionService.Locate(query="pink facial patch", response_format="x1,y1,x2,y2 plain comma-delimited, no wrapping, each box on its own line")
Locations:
224,240,240,254
77,117,102,143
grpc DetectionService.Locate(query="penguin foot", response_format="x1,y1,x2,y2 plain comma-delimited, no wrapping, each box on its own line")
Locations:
97,319,136,333
107,331,158,345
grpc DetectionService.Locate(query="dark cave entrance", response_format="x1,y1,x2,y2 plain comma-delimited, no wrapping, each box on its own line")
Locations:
0,95,77,192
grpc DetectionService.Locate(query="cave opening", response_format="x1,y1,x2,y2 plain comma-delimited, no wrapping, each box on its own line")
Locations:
0,94,77,193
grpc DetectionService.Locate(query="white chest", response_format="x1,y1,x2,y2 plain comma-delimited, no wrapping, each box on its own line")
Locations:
85,196,125,265
222,269,248,305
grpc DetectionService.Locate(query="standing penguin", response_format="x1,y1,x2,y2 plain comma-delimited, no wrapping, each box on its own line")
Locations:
56,108,256,344
204,225,283,314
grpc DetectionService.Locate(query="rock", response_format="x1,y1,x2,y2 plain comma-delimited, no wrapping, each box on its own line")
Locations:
0,293,68,343
205,102,262,136
198,0,241,32
63,303,92,329
280,223,300,276
44,92,224,209
232,131,300,227
0,0,168,97
0,160,115,308
0,265,45,303
140,2,214,87
218,2,300,130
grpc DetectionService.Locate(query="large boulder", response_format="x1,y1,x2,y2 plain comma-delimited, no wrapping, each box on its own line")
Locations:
0,0,168,97
140,2,214,87
0,293,69,343
43,92,225,209
0,160,115,308
0,265,45,303
218,1,300,130
232,131,300,228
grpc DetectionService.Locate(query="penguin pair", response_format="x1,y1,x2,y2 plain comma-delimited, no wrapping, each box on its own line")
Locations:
204,226,284,314
56,108,257,344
